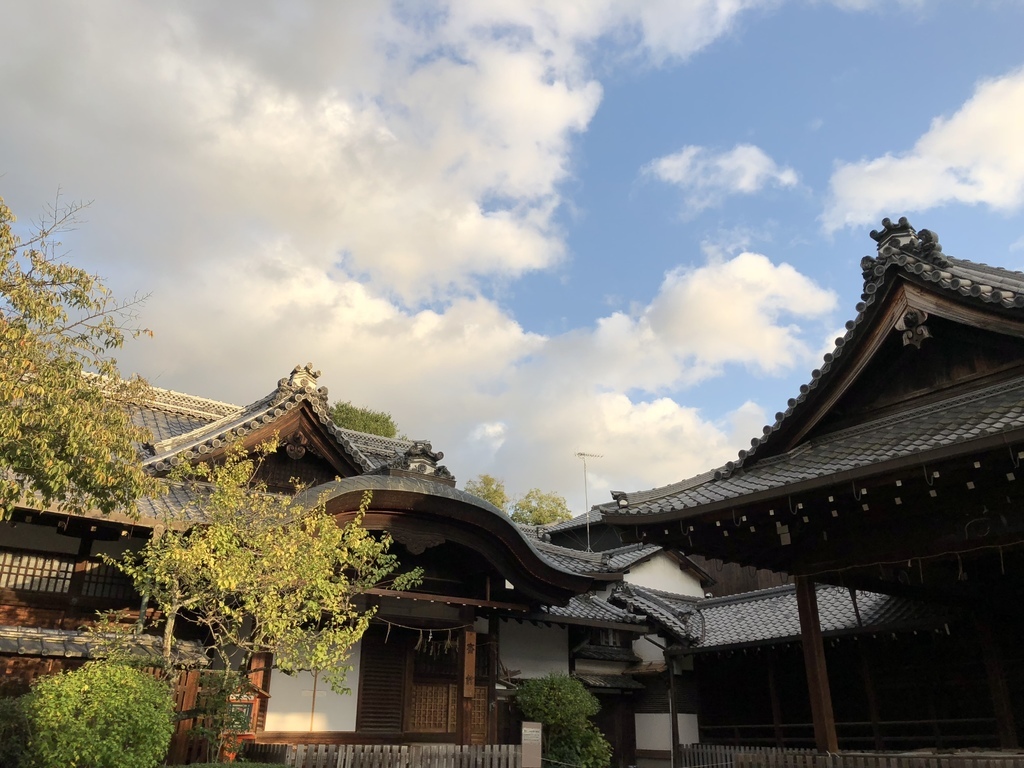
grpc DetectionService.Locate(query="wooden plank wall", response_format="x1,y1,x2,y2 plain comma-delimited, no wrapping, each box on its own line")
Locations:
242,742,523,768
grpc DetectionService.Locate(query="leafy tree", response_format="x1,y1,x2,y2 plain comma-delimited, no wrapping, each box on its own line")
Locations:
465,473,509,511
330,400,399,437
117,438,420,683
0,194,155,520
465,475,572,525
21,662,175,768
514,673,611,768
510,487,572,525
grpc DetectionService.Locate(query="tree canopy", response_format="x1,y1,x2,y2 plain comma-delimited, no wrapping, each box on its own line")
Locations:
330,400,399,438
464,474,572,525
510,487,572,525
0,195,155,520
116,438,420,692
464,473,509,511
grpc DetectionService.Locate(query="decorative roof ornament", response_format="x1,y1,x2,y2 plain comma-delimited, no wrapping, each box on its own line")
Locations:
374,441,455,483
274,363,329,407
895,308,931,349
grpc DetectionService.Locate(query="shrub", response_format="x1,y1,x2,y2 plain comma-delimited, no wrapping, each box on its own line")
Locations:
21,662,175,768
513,674,612,768
0,696,29,767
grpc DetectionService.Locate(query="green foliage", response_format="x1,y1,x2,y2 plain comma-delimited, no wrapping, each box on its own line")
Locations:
330,400,398,437
0,696,28,768
117,439,420,692
510,488,572,525
465,475,572,525
20,662,174,768
0,194,156,520
514,674,611,768
465,473,509,512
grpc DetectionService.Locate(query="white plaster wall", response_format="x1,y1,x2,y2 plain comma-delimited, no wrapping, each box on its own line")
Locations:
635,713,700,750
499,619,568,677
91,538,145,558
678,714,700,744
1,523,80,553
634,635,666,664
573,659,626,676
625,555,704,597
635,713,672,751
263,641,362,732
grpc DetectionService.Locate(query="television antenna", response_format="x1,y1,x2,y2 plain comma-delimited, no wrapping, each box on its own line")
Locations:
575,452,602,552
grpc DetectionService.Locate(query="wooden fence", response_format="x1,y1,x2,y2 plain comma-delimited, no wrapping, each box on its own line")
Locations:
678,745,1024,768
243,743,523,768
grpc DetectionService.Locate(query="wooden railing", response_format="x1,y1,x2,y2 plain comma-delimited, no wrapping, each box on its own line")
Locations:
698,717,1000,751
243,743,523,768
678,745,1024,768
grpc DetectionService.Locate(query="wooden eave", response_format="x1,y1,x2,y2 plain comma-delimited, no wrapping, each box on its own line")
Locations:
311,478,595,607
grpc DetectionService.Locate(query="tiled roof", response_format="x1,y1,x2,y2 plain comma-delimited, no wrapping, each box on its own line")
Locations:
338,428,414,466
144,373,375,475
541,592,647,626
611,583,698,642
615,583,952,651
533,541,662,575
574,644,641,663
573,672,645,690
545,507,608,534
612,374,1024,518
612,220,1024,518
134,481,201,524
0,625,209,665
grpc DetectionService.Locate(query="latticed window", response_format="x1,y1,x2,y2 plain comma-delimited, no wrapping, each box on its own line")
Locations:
81,560,136,600
0,549,74,593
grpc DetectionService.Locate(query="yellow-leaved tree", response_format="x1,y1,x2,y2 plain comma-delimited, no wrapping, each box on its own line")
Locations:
0,194,155,519
116,439,420,756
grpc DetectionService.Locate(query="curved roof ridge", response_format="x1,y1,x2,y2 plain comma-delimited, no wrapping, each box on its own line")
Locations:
143,384,242,420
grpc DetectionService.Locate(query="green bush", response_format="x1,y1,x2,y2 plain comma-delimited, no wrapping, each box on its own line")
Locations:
0,696,29,767
21,662,175,768
513,674,612,768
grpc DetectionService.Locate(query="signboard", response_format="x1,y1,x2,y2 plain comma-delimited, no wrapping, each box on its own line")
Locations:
462,629,476,697
522,721,542,768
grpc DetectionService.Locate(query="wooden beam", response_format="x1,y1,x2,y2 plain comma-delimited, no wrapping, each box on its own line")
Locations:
457,628,476,745
794,577,838,752
366,588,530,612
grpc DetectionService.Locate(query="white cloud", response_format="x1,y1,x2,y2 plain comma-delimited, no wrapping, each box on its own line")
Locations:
645,144,799,212
0,1,836,511
824,67,1024,231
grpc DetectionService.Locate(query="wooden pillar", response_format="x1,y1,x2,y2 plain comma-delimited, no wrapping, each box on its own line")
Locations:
457,627,477,745
488,615,499,745
665,651,679,768
766,649,784,748
976,616,1019,748
794,576,838,752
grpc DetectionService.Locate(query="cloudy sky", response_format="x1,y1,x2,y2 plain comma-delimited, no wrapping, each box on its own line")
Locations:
3,1,1024,513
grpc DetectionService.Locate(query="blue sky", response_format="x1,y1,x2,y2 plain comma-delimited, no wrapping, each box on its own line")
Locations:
2,1,1024,513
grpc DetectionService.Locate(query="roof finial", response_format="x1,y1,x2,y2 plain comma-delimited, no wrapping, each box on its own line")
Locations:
869,216,917,256
286,363,321,390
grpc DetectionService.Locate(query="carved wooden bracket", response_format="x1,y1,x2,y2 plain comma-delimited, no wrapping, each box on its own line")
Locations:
392,530,446,555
